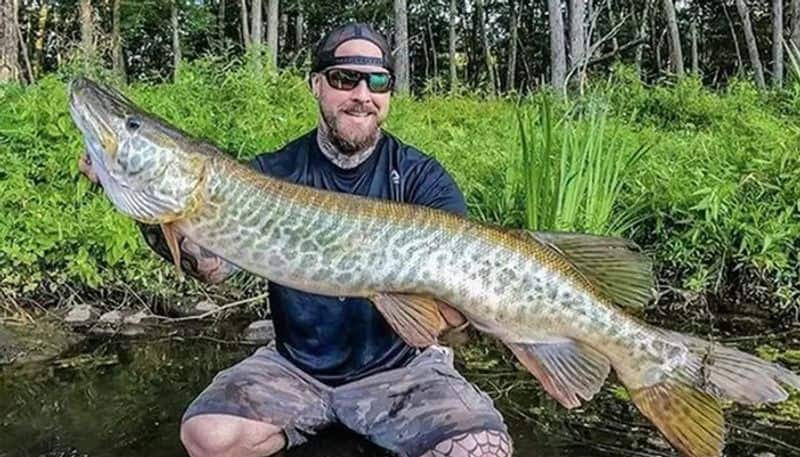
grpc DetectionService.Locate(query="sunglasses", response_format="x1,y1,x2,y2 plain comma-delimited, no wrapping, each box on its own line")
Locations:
322,68,395,93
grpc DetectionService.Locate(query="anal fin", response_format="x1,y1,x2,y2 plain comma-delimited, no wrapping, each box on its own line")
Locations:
370,293,447,348
506,338,610,409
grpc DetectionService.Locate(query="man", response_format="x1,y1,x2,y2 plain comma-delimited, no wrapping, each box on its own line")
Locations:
137,23,512,457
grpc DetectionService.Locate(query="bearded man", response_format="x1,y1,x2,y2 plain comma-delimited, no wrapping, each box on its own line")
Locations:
136,23,512,457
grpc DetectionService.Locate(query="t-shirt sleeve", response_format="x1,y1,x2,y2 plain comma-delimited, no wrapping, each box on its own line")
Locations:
405,157,468,216
249,154,268,173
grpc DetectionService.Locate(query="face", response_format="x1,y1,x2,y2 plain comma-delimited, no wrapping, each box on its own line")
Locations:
311,39,392,155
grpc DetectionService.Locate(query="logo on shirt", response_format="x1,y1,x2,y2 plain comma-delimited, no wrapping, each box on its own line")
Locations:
390,169,400,185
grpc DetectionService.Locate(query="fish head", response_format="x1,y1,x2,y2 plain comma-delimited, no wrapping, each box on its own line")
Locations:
69,77,207,224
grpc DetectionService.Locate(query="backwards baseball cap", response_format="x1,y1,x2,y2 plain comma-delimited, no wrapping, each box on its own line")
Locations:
312,23,394,74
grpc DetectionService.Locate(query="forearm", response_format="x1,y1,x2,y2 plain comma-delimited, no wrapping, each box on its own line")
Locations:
138,223,240,284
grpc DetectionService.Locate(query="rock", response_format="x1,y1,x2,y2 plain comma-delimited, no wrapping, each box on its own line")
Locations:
98,310,123,324
120,325,145,337
243,320,275,344
194,299,220,314
1,320,82,365
64,304,98,324
123,309,154,325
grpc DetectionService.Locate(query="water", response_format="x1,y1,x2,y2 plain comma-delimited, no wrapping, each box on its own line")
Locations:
1,331,798,457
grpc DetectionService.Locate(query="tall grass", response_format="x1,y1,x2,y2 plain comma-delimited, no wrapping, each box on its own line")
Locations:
517,94,648,235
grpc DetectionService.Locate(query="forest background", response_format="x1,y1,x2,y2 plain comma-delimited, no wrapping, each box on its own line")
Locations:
1,0,799,326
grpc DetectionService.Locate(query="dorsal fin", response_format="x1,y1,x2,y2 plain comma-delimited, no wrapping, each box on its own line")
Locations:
513,230,653,309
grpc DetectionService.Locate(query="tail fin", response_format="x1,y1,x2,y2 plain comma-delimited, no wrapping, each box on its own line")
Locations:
627,331,800,457
629,382,724,457
631,330,800,457
666,330,800,404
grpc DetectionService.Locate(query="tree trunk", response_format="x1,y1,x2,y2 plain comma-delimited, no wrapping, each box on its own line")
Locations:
449,0,457,92
112,0,125,80
722,0,743,73
80,0,93,65
427,18,438,81
662,0,683,76
736,0,766,89
463,0,475,85
606,0,618,51
1,0,20,83
569,0,585,71
507,0,519,91
279,11,287,55
690,21,698,74
791,0,800,51
266,0,278,68
33,2,48,78
548,0,567,93
634,0,651,76
250,0,262,47
218,0,226,47
394,0,409,93
172,0,181,81
15,2,31,83
656,26,666,73
295,7,303,51
475,0,495,94
240,0,250,49
773,0,783,87
422,24,429,79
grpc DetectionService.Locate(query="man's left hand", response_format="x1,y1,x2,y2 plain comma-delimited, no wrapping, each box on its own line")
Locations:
438,302,470,346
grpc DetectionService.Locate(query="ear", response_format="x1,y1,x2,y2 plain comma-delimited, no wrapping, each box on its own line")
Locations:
310,73,322,98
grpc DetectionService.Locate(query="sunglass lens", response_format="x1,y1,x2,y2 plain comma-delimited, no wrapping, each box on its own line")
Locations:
368,73,392,92
328,69,359,90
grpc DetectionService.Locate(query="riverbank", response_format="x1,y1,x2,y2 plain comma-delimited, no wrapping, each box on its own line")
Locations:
1,304,798,457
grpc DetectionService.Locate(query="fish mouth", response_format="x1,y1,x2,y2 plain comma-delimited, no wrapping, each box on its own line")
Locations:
69,77,127,189
69,78,124,162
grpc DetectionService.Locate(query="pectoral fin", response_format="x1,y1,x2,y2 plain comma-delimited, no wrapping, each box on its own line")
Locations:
370,293,447,347
506,338,611,409
160,223,183,278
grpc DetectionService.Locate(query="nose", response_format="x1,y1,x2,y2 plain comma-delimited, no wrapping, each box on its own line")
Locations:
350,79,372,102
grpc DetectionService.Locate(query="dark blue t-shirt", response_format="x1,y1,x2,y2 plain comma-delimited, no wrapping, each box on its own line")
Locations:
249,129,467,386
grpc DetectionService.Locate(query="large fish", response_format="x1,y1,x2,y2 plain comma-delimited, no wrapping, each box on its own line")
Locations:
69,77,799,457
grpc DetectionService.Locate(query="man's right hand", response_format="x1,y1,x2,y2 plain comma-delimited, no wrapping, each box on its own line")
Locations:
79,152,100,184
179,237,239,284
139,223,240,284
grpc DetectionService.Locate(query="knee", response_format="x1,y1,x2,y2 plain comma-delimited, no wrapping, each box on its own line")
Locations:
181,415,240,457
422,429,513,457
180,414,285,457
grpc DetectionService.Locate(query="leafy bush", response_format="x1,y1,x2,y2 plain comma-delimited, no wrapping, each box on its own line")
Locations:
0,61,797,318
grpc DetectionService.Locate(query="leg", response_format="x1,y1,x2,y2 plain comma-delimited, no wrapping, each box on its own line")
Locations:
334,345,512,457
180,346,335,457
181,414,285,457
420,430,512,457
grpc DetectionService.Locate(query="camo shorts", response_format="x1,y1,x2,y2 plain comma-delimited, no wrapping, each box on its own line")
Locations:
182,344,508,457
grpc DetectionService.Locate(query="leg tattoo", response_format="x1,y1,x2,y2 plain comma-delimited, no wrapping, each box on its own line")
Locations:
420,430,513,457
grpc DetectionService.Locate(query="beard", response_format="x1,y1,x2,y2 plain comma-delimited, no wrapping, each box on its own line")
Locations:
320,102,383,155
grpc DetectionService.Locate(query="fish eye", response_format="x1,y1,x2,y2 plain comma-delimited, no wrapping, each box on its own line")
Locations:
126,116,141,131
